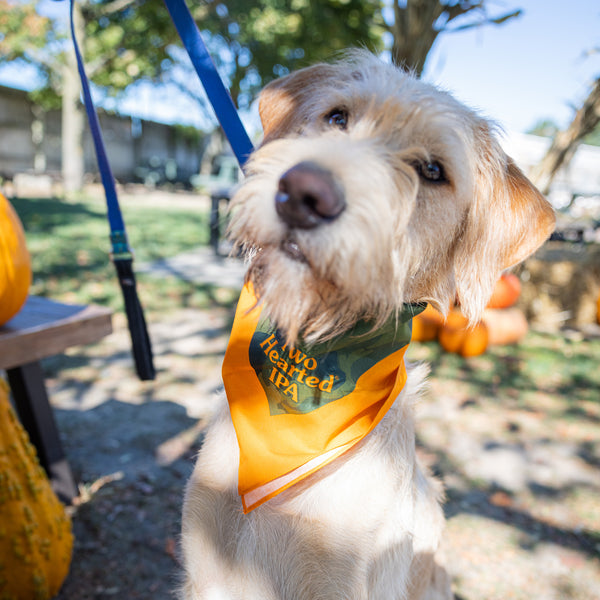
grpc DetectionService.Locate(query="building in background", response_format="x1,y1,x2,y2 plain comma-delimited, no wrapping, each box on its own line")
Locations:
0,85,206,190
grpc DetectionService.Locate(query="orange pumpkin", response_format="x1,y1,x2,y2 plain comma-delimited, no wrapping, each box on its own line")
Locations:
487,273,521,309
411,304,445,342
438,308,488,357
0,193,31,325
482,307,529,346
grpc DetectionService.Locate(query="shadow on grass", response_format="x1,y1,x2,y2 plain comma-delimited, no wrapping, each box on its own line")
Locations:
11,195,234,316
410,331,600,565
418,438,600,559
11,196,106,231
412,330,600,407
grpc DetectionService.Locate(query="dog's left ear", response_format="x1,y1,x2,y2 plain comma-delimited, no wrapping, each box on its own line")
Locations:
258,64,336,143
454,132,555,323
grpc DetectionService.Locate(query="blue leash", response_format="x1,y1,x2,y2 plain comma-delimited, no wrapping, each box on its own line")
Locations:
69,0,155,380
162,0,254,167
68,0,255,380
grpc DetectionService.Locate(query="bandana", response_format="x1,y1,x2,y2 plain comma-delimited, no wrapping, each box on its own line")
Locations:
222,283,421,512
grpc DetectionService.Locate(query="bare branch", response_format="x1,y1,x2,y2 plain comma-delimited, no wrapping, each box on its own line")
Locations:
531,76,600,193
389,1,522,75
449,9,523,33
443,1,484,24
82,0,138,18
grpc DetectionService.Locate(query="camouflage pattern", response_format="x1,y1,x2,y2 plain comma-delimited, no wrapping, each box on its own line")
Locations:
249,305,424,415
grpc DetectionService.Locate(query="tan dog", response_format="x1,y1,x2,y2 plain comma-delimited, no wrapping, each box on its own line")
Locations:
180,51,555,600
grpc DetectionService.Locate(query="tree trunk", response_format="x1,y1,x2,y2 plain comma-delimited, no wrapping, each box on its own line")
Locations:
531,77,600,194
388,1,522,76
61,2,85,196
390,0,443,74
61,58,85,196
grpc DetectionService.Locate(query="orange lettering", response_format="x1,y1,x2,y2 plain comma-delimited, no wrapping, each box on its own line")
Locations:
305,376,319,388
304,357,317,370
319,375,334,392
288,347,307,364
274,371,289,389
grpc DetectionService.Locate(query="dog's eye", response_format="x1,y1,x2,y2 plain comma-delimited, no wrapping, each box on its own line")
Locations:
415,160,447,184
325,109,348,130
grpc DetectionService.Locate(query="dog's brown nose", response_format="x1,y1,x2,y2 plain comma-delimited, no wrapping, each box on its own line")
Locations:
275,162,345,229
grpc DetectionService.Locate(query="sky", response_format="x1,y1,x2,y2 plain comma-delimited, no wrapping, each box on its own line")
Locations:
420,0,600,133
0,0,599,136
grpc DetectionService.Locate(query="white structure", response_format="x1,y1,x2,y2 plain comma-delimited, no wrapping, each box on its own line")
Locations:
501,131,600,213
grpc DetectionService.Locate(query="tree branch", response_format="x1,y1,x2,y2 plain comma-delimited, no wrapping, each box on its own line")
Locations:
83,0,138,18
531,76,600,193
448,9,523,32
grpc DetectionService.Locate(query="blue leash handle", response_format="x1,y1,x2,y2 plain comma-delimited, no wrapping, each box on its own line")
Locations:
163,0,254,167
69,0,155,380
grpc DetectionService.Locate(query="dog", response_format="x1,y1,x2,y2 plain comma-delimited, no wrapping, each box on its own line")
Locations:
180,50,555,600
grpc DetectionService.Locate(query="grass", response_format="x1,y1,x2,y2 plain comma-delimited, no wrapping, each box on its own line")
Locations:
408,330,600,409
11,194,238,316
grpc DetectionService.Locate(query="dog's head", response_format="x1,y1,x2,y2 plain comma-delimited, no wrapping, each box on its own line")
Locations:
228,51,555,344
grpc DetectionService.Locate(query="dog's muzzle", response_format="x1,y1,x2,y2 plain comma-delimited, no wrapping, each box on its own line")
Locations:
275,161,346,229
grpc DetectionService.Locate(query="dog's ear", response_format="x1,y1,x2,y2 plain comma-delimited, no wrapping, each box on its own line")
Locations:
258,64,335,143
501,159,557,267
454,133,555,323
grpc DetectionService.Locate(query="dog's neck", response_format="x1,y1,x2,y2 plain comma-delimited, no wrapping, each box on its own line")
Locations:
222,284,423,512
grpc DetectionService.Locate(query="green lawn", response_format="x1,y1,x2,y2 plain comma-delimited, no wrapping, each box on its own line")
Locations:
408,331,600,415
11,194,238,315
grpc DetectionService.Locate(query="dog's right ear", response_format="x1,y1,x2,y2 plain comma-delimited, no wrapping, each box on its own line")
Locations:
453,129,555,324
258,64,335,143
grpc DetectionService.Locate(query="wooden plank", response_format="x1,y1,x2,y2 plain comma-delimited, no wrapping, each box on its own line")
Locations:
0,296,113,370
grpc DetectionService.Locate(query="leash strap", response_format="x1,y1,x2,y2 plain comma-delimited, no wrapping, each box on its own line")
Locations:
69,0,155,380
163,0,254,167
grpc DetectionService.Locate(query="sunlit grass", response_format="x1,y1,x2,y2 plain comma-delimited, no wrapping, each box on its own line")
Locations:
11,194,236,315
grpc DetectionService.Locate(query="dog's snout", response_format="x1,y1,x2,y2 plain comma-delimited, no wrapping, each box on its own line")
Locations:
275,162,345,229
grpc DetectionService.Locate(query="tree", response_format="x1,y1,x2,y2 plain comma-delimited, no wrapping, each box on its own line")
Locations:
527,119,560,139
530,74,600,194
142,0,385,110
386,0,522,76
169,1,521,106
0,0,386,190
0,1,62,105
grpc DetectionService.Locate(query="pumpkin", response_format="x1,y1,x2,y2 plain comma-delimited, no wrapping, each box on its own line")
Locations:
411,304,445,342
486,273,521,309
0,378,73,599
438,308,489,357
0,193,32,325
482,308,529,346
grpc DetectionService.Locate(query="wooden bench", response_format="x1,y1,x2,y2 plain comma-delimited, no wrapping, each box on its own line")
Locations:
0,296,112,503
